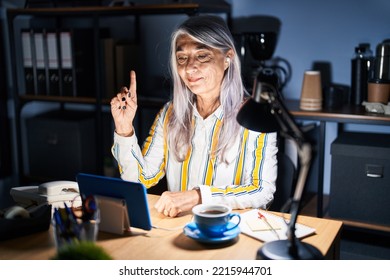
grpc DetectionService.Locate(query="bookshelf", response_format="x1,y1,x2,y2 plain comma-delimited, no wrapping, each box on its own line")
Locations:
6,3,232,184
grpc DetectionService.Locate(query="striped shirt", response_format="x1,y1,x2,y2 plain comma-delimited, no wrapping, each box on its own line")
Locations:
112,102,278,210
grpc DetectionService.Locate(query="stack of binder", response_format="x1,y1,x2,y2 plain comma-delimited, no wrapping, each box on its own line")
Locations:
19,27,139,99
20,28,98,97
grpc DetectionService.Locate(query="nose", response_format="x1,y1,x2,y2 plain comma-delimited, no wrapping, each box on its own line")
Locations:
186,68,197,75
185,57,198,75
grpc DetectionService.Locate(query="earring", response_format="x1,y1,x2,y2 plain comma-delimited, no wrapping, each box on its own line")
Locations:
225,57,231,69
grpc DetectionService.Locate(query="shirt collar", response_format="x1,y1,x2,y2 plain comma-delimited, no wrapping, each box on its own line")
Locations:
193,105,224,121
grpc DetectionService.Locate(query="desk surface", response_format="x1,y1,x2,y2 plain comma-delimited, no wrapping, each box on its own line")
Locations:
0,195,342,260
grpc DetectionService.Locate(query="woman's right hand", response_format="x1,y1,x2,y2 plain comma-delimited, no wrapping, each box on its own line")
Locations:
110,70,138,137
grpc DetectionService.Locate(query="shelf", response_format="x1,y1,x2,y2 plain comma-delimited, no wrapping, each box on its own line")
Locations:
7,3,231,17
20,94,99,104
284,99,390,219
286,99,390,125
19,94,168,107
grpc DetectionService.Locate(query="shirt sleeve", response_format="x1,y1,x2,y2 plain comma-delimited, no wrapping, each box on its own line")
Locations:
111,104,169,187
111,131,139,182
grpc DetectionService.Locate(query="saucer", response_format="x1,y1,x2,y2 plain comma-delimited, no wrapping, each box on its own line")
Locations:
183,222,240,244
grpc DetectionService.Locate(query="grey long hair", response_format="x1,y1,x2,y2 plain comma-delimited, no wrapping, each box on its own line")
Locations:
168,15,245,163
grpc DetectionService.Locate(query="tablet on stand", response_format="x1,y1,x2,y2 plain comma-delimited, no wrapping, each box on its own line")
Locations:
76,173,152,233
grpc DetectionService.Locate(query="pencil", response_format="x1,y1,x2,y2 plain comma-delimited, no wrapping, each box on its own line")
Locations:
258,211,280,240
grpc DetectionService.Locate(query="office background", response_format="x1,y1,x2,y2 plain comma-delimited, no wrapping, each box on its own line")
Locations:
1,0,390,203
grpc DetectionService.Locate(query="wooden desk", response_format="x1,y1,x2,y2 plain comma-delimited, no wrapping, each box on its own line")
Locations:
285,99,390,218
0,195,342,260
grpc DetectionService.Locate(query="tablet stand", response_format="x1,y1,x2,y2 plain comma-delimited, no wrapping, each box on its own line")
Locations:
95,195,130,235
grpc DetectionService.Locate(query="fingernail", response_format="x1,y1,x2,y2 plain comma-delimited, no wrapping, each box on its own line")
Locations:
121,97,126,101
128,92,130,97
118,106,121,109
122,106,126,110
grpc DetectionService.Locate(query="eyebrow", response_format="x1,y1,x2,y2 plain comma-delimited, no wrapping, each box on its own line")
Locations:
176,42,210,52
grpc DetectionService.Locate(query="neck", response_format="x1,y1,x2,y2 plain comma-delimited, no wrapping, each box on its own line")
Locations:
196,96,220,119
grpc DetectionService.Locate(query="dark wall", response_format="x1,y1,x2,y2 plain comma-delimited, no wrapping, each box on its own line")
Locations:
0,22,12,179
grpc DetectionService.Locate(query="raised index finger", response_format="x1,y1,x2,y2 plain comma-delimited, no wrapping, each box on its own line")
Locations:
129,70,137,98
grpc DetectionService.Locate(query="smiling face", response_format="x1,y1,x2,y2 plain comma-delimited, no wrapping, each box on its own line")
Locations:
175,34,231,100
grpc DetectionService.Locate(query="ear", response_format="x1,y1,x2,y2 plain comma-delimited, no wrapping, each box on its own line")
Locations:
224,49,235,70
225,49,234,70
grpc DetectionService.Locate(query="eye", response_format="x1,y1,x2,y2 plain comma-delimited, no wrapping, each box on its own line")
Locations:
196,53,211,63
176,55,188,65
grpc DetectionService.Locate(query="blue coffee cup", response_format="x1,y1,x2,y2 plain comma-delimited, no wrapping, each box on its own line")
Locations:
192,204,241,237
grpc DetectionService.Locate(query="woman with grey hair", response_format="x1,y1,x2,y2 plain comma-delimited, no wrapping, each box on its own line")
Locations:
110,15,278,217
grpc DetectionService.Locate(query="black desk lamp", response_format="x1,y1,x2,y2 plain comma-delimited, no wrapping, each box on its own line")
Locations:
237,68,323,259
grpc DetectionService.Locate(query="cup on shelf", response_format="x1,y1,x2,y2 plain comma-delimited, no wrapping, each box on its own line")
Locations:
300,71,323,111
192,204,241,237
323,84,345,109
367,79,390,104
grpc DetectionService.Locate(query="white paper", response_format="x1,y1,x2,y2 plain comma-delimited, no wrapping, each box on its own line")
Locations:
239,209,316,242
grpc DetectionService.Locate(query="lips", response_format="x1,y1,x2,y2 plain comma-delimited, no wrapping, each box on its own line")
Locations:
187,76,202,83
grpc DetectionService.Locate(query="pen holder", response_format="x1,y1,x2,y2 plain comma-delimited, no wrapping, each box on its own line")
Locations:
52,208,100,250
79,219,100,242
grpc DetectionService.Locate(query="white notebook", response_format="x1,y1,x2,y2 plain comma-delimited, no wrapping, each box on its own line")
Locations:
239,209,316,242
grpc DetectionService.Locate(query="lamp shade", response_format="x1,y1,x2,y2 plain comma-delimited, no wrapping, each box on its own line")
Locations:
236,98,280,132
237,68,281,133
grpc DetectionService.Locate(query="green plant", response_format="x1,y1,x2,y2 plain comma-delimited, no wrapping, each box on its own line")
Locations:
52,241,112,260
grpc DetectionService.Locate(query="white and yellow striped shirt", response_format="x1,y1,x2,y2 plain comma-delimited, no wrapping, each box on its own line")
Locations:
112,102,278,210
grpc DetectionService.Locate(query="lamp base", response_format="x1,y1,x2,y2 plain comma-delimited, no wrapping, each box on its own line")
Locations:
256,240,323,260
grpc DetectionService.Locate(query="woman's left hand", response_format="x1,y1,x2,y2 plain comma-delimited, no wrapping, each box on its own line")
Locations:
154,189,201,217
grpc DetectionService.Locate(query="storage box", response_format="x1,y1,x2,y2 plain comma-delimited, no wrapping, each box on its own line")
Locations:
0,204,51,241
329,132,390,226
26,110,97,181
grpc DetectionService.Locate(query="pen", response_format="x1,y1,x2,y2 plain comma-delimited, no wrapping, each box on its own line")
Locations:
82,195,97,221
258,211,280,240
53,208,64,233
64,202,80,238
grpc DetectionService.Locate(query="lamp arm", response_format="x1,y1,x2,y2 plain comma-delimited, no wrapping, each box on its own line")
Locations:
286,143,311,256
266,86,312,255
267,88,306,145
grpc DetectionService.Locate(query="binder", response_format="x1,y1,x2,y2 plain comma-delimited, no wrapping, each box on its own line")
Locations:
46,31,60,96
60,29,96,97
59,31,74,96
20,30,35,95
100,37,116,99
73,29,96,98
115,42,140,91
33,31,48,95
